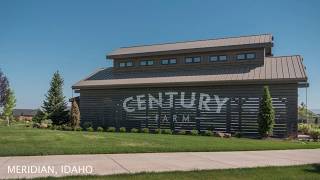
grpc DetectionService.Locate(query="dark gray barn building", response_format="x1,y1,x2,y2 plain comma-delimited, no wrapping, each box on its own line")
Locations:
72,34,308,137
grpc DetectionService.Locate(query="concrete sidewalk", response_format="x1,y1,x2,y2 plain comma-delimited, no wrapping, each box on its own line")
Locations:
1,149,320,179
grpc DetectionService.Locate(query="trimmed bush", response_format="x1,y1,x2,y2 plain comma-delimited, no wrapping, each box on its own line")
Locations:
233,132,242,138
97,127,104,132
119,127,126,133
141,128,149,133
62,125,73,131
131,128,139,133
106,127,116,132
177,130,186,135
53,125,62,130
309,128,320,141
40,123,48,129
203,130,213,136
83,122,93,129
161,129,172,134
86,127,94,132
33,123,40,128
190,130,199,136
154,128,161,134
74,127,83,131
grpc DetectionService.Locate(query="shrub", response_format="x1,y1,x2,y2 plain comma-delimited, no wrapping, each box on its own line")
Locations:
141,128,149,133
40,123,48,129
309,128,320,141
41,119,53,125
33,123,40,128
52,125,62,130
97,127,104,132
131,128,139,133
203,130,213,136
190,130,199,136
233,132,242,138
74,127,83,131
177,130,186,135
83,122,93,129
258,86,275,138
154,128,161,134
32,110,46,123
119,127,126,133
106,127,116,132
298,123,312,134
62,125,73,131
161,129,172,134
86,127,94,132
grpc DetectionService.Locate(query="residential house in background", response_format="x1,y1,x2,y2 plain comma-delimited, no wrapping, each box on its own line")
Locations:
13,109,38,121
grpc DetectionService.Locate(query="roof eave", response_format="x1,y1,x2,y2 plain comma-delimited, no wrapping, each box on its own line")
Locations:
107,43,273,60
72,78,307,90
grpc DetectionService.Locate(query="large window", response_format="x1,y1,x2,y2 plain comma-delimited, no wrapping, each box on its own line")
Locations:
161,58,177,65
209,55,227,62
140,60,154,66
119,61,133,67
185,57,201,64
237,53,256,60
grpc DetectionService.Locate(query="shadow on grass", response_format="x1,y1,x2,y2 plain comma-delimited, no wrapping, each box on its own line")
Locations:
304,164,320,174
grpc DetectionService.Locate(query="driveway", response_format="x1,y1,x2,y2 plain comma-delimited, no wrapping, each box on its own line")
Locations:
0,149,319,179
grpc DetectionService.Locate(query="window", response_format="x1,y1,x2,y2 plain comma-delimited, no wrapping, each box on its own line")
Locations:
185,57,193,63
185,57,201,64
169,59,177,64
236,53,256,60
246,53,256,59
193,57,201,63
210,55,227,62
209,56,218,62
140,60,154,66
161,59,169,65
219,55,227,61
161,58,177,65
237,54,246,60
119,61,133,67
126,61,133,67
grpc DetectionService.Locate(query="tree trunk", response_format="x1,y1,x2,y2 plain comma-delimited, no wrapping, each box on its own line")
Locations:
6,116,10,126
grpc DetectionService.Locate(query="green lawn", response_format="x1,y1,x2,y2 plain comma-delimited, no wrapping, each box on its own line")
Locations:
0,122,320,157
36,164,320,180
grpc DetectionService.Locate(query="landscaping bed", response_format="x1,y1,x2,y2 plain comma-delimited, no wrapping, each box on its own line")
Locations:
0,123,320,157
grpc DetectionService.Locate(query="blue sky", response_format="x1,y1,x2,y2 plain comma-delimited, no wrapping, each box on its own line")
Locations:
0,0,319,109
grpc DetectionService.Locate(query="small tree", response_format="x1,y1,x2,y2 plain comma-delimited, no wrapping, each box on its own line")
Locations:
70,100,80,128
0,69,9,107
3,88,16,126
42,71,69,125
258,86,275,138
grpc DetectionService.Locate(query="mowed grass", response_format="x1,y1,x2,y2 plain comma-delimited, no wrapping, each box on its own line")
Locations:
0,123,320,156
37,164,320,180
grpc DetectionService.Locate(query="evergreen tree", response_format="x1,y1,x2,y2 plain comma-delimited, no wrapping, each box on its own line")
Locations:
3,88,16,126
0,69,9,107
42,71,69,125
258,86,275,138
70,100,80,128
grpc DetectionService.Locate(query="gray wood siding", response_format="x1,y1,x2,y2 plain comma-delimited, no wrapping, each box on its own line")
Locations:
79,83,298,137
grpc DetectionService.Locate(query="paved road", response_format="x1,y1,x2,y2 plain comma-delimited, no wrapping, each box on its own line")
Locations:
1,149,320,179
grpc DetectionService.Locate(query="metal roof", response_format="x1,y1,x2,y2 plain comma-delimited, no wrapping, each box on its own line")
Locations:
107,34,273,59
73,55,307,89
